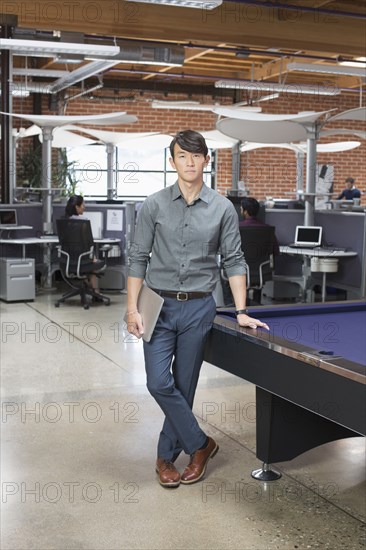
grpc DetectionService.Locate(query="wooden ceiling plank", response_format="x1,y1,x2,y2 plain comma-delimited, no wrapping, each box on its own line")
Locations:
142,43,227,81
4,0,365,58
253,58,294,81
336,75,366,89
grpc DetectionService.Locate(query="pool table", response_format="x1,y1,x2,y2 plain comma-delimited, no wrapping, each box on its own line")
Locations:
204,301,366,480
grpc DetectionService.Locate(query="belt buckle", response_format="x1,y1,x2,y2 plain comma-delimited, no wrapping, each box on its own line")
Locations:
177,291,189,301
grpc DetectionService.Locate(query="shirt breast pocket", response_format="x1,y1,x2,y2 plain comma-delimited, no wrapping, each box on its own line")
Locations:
191,225,220,258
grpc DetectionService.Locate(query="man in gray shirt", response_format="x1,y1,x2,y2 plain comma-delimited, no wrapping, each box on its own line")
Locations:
127,130,269,488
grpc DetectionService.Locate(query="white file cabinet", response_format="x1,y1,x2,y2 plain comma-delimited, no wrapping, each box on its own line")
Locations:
0,258,35,302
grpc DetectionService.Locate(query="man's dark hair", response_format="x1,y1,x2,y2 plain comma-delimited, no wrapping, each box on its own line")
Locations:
345,177,355,184
65,195,84,218
169,130,208,159
241,197,260,218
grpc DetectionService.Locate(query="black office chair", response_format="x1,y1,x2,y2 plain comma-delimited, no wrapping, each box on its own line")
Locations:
55,218,111,309
239,225,276,305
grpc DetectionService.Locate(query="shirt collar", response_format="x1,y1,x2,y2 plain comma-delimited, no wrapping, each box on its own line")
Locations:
172,181,210,204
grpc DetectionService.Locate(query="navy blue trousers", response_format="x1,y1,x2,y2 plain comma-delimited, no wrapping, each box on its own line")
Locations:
143,295,216,460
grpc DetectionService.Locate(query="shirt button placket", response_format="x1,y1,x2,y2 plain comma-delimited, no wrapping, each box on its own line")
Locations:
179,210,189,285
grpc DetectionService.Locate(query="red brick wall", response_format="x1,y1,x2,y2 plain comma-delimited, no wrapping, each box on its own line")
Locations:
10,89,366,200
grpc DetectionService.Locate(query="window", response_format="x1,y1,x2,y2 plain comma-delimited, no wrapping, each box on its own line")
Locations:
66,144,215,199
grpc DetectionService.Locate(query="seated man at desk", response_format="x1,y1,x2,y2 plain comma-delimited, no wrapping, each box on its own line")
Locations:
221,197,279,306
239,197,280,256
336,177,361,201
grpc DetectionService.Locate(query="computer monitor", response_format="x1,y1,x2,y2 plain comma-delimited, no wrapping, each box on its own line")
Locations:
0,209,17,226
81,212,103,239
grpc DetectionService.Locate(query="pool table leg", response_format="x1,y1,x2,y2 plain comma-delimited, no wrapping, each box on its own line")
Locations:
254,386,358,478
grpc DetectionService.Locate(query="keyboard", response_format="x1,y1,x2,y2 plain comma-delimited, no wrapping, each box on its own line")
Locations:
288,244,318,249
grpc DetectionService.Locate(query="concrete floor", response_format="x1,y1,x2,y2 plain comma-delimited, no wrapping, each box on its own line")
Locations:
1,289,365,550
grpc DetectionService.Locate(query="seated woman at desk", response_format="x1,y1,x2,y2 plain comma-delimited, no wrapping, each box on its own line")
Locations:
65,194,86,218
64,195,99,294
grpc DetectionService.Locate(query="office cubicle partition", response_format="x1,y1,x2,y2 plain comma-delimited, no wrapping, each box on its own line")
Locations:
0,204,44,266
0,203,43,237
53,202,127,260
314,211,365,297
265,208,365,298
0,202,136,290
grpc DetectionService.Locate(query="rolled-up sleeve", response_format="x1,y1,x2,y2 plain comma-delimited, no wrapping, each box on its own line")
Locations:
128,200,155,279
219,204,247,278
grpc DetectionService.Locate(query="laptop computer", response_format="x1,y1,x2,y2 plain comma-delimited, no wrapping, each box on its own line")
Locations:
0,209,18,228
123,286,164,342
289,226,323,248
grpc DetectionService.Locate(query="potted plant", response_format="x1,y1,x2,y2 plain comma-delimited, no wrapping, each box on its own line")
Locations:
54,148,80,198
18,144,43,187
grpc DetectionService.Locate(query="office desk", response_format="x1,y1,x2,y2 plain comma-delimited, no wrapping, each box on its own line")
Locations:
279,246,357,301
204,301,366,480
0,225,33,232
0,237,121,288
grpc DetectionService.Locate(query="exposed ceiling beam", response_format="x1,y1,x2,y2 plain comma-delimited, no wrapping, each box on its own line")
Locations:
253,58,366,88
253,57,294,81
1,0,365,98
3,0,365,57
335,76,365,89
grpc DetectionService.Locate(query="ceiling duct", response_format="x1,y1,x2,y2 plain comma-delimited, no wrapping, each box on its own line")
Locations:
97,41,185,66
55,32,85,64
12,28,50,41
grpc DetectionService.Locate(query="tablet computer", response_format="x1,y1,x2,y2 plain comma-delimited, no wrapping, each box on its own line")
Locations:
124,285,164,342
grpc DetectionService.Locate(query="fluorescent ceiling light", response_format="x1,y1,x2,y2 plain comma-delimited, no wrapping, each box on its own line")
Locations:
0,90,30,97
12,68,70,78
152,100,211,110
125,0,222,8
99,58,182,67
152,100,218,110
151,100,262,111
339,57,366,68
287,61,366,78
48,60,120,94
215,80,340,96
0,39,119,58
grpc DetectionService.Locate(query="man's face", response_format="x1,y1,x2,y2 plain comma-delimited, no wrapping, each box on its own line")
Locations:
346,181,353,189
169,144,209,184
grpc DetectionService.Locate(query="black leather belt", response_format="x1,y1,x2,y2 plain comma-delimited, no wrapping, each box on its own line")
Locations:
152,289,211,301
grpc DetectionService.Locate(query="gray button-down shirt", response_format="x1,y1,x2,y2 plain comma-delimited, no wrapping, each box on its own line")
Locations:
128,182,247,292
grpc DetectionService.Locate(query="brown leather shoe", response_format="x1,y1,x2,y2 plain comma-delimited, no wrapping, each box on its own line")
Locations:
155,458,181,488
180,437,219,484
